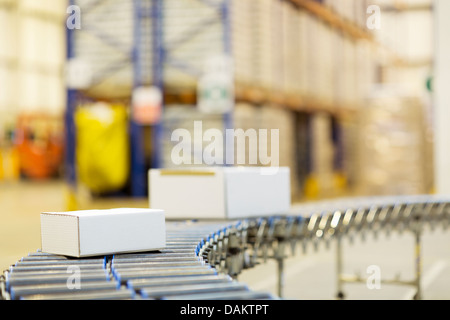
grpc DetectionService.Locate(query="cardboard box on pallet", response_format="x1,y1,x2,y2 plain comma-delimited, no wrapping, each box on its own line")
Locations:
356,87,429,195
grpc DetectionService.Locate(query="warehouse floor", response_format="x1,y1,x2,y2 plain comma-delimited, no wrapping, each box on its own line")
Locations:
1,180,450,300
0,180,149,272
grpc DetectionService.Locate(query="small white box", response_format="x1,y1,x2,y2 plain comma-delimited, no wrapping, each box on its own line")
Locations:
40,208,166,258
149,167,291,219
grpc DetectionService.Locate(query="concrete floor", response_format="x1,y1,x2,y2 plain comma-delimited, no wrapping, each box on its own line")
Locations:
1,180,450,300
0,180,148,272
0,181,65,271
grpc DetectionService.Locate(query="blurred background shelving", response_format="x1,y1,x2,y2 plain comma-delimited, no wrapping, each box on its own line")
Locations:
0,0,435,208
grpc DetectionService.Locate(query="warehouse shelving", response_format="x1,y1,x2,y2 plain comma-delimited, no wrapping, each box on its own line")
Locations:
65,0,432,201
232,0,432,115
0,0,67,183
66,0,154,198
292,0,372,41
234,84,357,119
293,0,431,68
156,0,367,116
167,0,432,114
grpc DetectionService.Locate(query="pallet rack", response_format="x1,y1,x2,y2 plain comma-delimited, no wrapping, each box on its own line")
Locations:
65,0,431,200
66,0,155,198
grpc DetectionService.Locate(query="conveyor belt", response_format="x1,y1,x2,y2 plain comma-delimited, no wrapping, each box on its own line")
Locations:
1,195,450,300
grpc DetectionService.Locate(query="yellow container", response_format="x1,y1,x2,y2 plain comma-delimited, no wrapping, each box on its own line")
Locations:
0,150,4,180
75,103,129,193
0,147,20,181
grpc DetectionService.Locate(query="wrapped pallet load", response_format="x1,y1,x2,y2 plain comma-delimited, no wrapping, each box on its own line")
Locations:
357,86,429,195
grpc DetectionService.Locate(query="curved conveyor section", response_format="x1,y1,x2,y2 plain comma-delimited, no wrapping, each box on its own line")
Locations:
1,195,449,300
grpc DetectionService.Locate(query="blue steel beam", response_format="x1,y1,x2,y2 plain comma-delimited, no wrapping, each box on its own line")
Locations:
164,15,220,52
151,0,164,170
221,0,234,166
129,0,152,197
65,0,77,188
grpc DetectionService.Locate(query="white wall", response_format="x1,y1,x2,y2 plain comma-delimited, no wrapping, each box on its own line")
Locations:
434,0,450,194
0,0,66,128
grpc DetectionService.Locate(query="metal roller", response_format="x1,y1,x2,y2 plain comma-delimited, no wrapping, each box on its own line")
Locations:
20,288,136,300
9,281,119,300
315,212,334,249
127,274,233,291
140,282,248,299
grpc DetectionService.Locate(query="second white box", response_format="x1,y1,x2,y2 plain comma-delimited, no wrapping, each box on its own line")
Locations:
149,167,290,219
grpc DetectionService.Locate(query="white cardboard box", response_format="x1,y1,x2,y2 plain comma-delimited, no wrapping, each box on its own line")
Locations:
149,167,290,219
40,208,166,258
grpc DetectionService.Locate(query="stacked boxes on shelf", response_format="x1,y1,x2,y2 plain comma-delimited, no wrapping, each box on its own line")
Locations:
157,0,380,199
73,0,136,98
252,0,277,93
298,10,312,99
339,117,359,192
307,113,336,199
357,88,429,196
65,0,432,200
162,0,225,90
232,103,259,168
161,106,226,169
325,0,369,24
231,0,256,89
161,104,300,196
281,2,302,99
259,105,299,195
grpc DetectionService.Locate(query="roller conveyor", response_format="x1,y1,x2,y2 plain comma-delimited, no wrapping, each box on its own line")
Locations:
2,195,450,300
